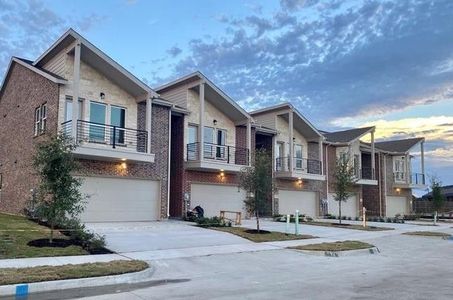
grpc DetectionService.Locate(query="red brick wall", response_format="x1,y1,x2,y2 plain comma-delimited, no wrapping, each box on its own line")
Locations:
0,62,59,214
169,114,184,217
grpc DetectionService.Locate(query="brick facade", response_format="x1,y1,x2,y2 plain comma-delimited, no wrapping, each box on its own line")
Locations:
0,62,60,214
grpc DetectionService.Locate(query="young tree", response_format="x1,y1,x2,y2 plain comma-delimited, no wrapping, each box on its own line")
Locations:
33,134,85,243
333,153,357,224
430,176,445,225
239,149,274,233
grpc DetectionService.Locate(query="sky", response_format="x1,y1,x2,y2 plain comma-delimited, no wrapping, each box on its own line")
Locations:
0,0,452,191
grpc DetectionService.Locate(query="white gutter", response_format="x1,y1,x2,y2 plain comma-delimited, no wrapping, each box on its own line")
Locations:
383,153,387,216
166,108,172,218
378,153,382,217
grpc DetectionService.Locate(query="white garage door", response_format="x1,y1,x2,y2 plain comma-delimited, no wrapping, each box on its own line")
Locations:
80,176,160,222
278,190,318,217
191,184,246,218
327,193,359,218
386,196,408,217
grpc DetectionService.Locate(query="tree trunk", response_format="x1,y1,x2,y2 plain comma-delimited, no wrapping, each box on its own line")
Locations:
50,222,54,244
339,200,342,225
256,211,260,233
434,211,438,226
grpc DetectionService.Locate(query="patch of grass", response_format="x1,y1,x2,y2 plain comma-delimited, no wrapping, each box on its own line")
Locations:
290,240,375,252
0,213,88,259
403,231,452,238
211,226,316,242
303,221,393,231
0,260,148,285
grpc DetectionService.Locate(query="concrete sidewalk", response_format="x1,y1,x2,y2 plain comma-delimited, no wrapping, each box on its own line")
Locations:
2,219,451,268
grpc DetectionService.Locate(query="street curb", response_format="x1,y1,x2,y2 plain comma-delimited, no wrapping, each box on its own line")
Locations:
294,246,380,257
0,265,155,297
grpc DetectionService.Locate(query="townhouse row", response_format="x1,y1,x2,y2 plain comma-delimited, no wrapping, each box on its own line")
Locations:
0,29,427,222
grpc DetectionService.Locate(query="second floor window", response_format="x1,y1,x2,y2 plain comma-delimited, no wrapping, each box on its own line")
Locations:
34,103,47,136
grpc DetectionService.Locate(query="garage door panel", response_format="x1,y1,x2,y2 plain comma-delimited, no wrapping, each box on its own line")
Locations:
80,176,160,222
386,196,408,217
278,190,318,217
328,194,358,218
191,184,246,218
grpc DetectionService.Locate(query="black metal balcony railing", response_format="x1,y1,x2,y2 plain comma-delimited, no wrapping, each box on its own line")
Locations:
358,167,375,180
275,157,322,175
186,142,249,165
394,172,425,185
62,120,148,153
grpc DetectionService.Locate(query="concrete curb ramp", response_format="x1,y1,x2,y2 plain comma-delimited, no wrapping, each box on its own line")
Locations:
294,246,380,257
0,265,155,297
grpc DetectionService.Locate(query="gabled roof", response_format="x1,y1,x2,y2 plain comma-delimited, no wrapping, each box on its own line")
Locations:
155,71,251,122
249,102,324,140
0,57,67,98
323,127,375,144
34,28,158,99
375,137,424,153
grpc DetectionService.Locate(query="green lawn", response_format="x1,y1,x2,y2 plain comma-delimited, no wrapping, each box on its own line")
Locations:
0,260,148,285
211,226,316,242
0,213,87,259
403,231,452,238
290,240,375,252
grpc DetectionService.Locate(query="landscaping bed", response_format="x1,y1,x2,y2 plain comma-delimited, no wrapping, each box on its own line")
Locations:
403,231,452,238
0,213,110,259
211,226,316,242
0,260,148,285
275,217,393,231
290,240,375,252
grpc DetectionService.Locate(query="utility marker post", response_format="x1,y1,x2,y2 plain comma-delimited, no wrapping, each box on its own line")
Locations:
362,207,367,228
286,214,290,234
295,210,300,235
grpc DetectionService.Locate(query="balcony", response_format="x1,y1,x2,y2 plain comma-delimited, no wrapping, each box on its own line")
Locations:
354,166,378,185
186,142,249,172
275,157,325,181
393,172,426,189
62,120,154,163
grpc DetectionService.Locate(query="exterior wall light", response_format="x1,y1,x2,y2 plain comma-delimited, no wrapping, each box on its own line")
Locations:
213,119,218,126
100,92,105,99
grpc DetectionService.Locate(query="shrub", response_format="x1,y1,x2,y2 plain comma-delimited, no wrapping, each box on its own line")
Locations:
341,216,347,220
354,217,359,221
386,217,392,223
196,216,231,227
59,218,106,252
347,217,352,220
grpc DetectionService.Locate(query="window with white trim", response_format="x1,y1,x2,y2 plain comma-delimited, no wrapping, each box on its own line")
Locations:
34,103,47,136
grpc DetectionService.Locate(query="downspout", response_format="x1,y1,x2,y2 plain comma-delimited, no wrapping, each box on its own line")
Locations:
167,108,171,218
325,144,329,194
378,152,382,217
383,153,387,217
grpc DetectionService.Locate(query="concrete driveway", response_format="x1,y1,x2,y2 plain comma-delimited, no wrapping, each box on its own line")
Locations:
85,220,251,254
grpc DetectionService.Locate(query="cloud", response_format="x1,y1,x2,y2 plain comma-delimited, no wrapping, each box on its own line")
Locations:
167,46,182,57
0,0,101,83
154,0,453,125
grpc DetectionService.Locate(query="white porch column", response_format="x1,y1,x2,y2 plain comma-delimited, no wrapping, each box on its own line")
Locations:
198,82,205,161
371,130,375,179
405,154,410,184
71,40,81,139
319,137,324,175
246,119,252,166
421,141,425,183
288,111,294,172
146,98,152,154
